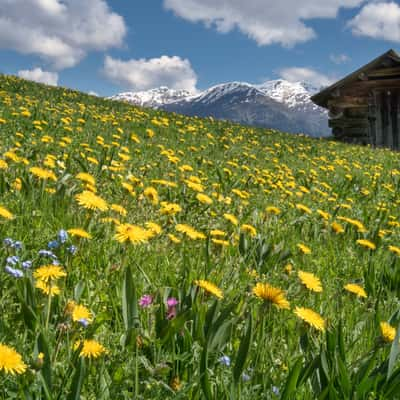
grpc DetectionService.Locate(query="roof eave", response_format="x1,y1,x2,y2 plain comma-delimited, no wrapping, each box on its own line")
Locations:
311,49,400,109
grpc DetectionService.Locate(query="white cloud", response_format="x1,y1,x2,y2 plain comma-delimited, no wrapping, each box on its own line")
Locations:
279,67,334,87
103,55,198,92
348,2,400,43
164,0,365,47
330,53,351,64
18,68,58,86
0,0,126,69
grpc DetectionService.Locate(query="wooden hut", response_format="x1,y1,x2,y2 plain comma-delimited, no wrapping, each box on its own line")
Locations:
311,49,400,149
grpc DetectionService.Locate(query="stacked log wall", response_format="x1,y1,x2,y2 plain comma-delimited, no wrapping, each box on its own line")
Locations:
325,64,400,149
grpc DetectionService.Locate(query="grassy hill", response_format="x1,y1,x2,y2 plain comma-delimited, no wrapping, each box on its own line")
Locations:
1,74,400,399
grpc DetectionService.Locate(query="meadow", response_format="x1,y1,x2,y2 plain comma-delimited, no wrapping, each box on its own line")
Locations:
0,74,400,399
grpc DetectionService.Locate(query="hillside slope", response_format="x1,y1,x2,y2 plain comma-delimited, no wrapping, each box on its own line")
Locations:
0,74,400,399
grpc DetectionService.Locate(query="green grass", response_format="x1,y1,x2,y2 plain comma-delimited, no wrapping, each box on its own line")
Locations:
0,73,400,399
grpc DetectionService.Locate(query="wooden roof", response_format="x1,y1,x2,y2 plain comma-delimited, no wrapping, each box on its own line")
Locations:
311,49,400,108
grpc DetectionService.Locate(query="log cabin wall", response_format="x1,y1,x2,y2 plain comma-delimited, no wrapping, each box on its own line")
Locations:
328,96,369,145
369,89,400,149
311,49,400,150
326,85,400,150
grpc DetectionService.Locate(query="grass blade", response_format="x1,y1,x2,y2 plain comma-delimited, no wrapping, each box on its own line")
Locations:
67,357,86,400
233,312,253,385
388,321,400,380
281,358,303,400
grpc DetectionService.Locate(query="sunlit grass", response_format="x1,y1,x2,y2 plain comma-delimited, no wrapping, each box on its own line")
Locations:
0,74,400,398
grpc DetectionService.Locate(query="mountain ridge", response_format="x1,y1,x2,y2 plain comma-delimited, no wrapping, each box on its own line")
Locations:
109,79,329,137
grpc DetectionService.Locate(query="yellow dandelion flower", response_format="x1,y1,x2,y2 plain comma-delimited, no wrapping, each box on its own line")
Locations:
211,238,229,247
168,234,181,244
297,243,311,254
72,305,93,323
316,209,330,220
224,213,238,226
146,128,155,138
344,283,367,298
100,217,120,225
389,245,400,257
196,193,213,205
0,343,27,375
143,187,159,205
252,282,290,309
0,206,13,220
122,182,134,193
111,204,127,216
170,376,181,391
241,224,257,237
210,229,226,237
87,157,98,165
184,180,204,193
145,222,162,237
33,265,66,282
331,222,344,234
294,307,325,332
64,300,76,316
176,224,206,240
380,322,396,343
298,270,323,293
160,202,182,216
296,204,312,214
13,178,22,191
151,179,177,188
30,166,57,181
356,239,376,251
74,340,107,358
194,279,223,299
84,183,97,193
266,206,281,215
284,263,293,275
76,172,96,186
67,228,92,239
35,280,60,296
114,223,153,244
75,191,108,211
337,217,367,233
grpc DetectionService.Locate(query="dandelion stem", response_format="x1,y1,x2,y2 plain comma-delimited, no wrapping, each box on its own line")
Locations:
134,336,139,398
133,260,152,286
45,282,52,330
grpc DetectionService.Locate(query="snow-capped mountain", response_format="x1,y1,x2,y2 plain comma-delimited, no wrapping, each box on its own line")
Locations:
109,80,329,137
256,79,320,110
186,82,263,104
109,86,191,108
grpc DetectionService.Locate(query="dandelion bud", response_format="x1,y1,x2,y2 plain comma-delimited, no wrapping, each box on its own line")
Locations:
33,352,45,370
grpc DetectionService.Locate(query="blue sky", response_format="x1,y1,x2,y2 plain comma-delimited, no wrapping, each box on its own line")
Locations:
1,1,400,96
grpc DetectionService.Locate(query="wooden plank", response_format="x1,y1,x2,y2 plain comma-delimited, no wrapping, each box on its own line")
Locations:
392,91,399,149
367,66,400,78
344,79,400,91
341,88,371,97
374,90,383,146
385,92,393,148
340,135,370,144
358,72,368,81
327,96,368,108
328,108,344,119
328,118,368,128
346,107,368,118
367,93,376,146
341,127,368,136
